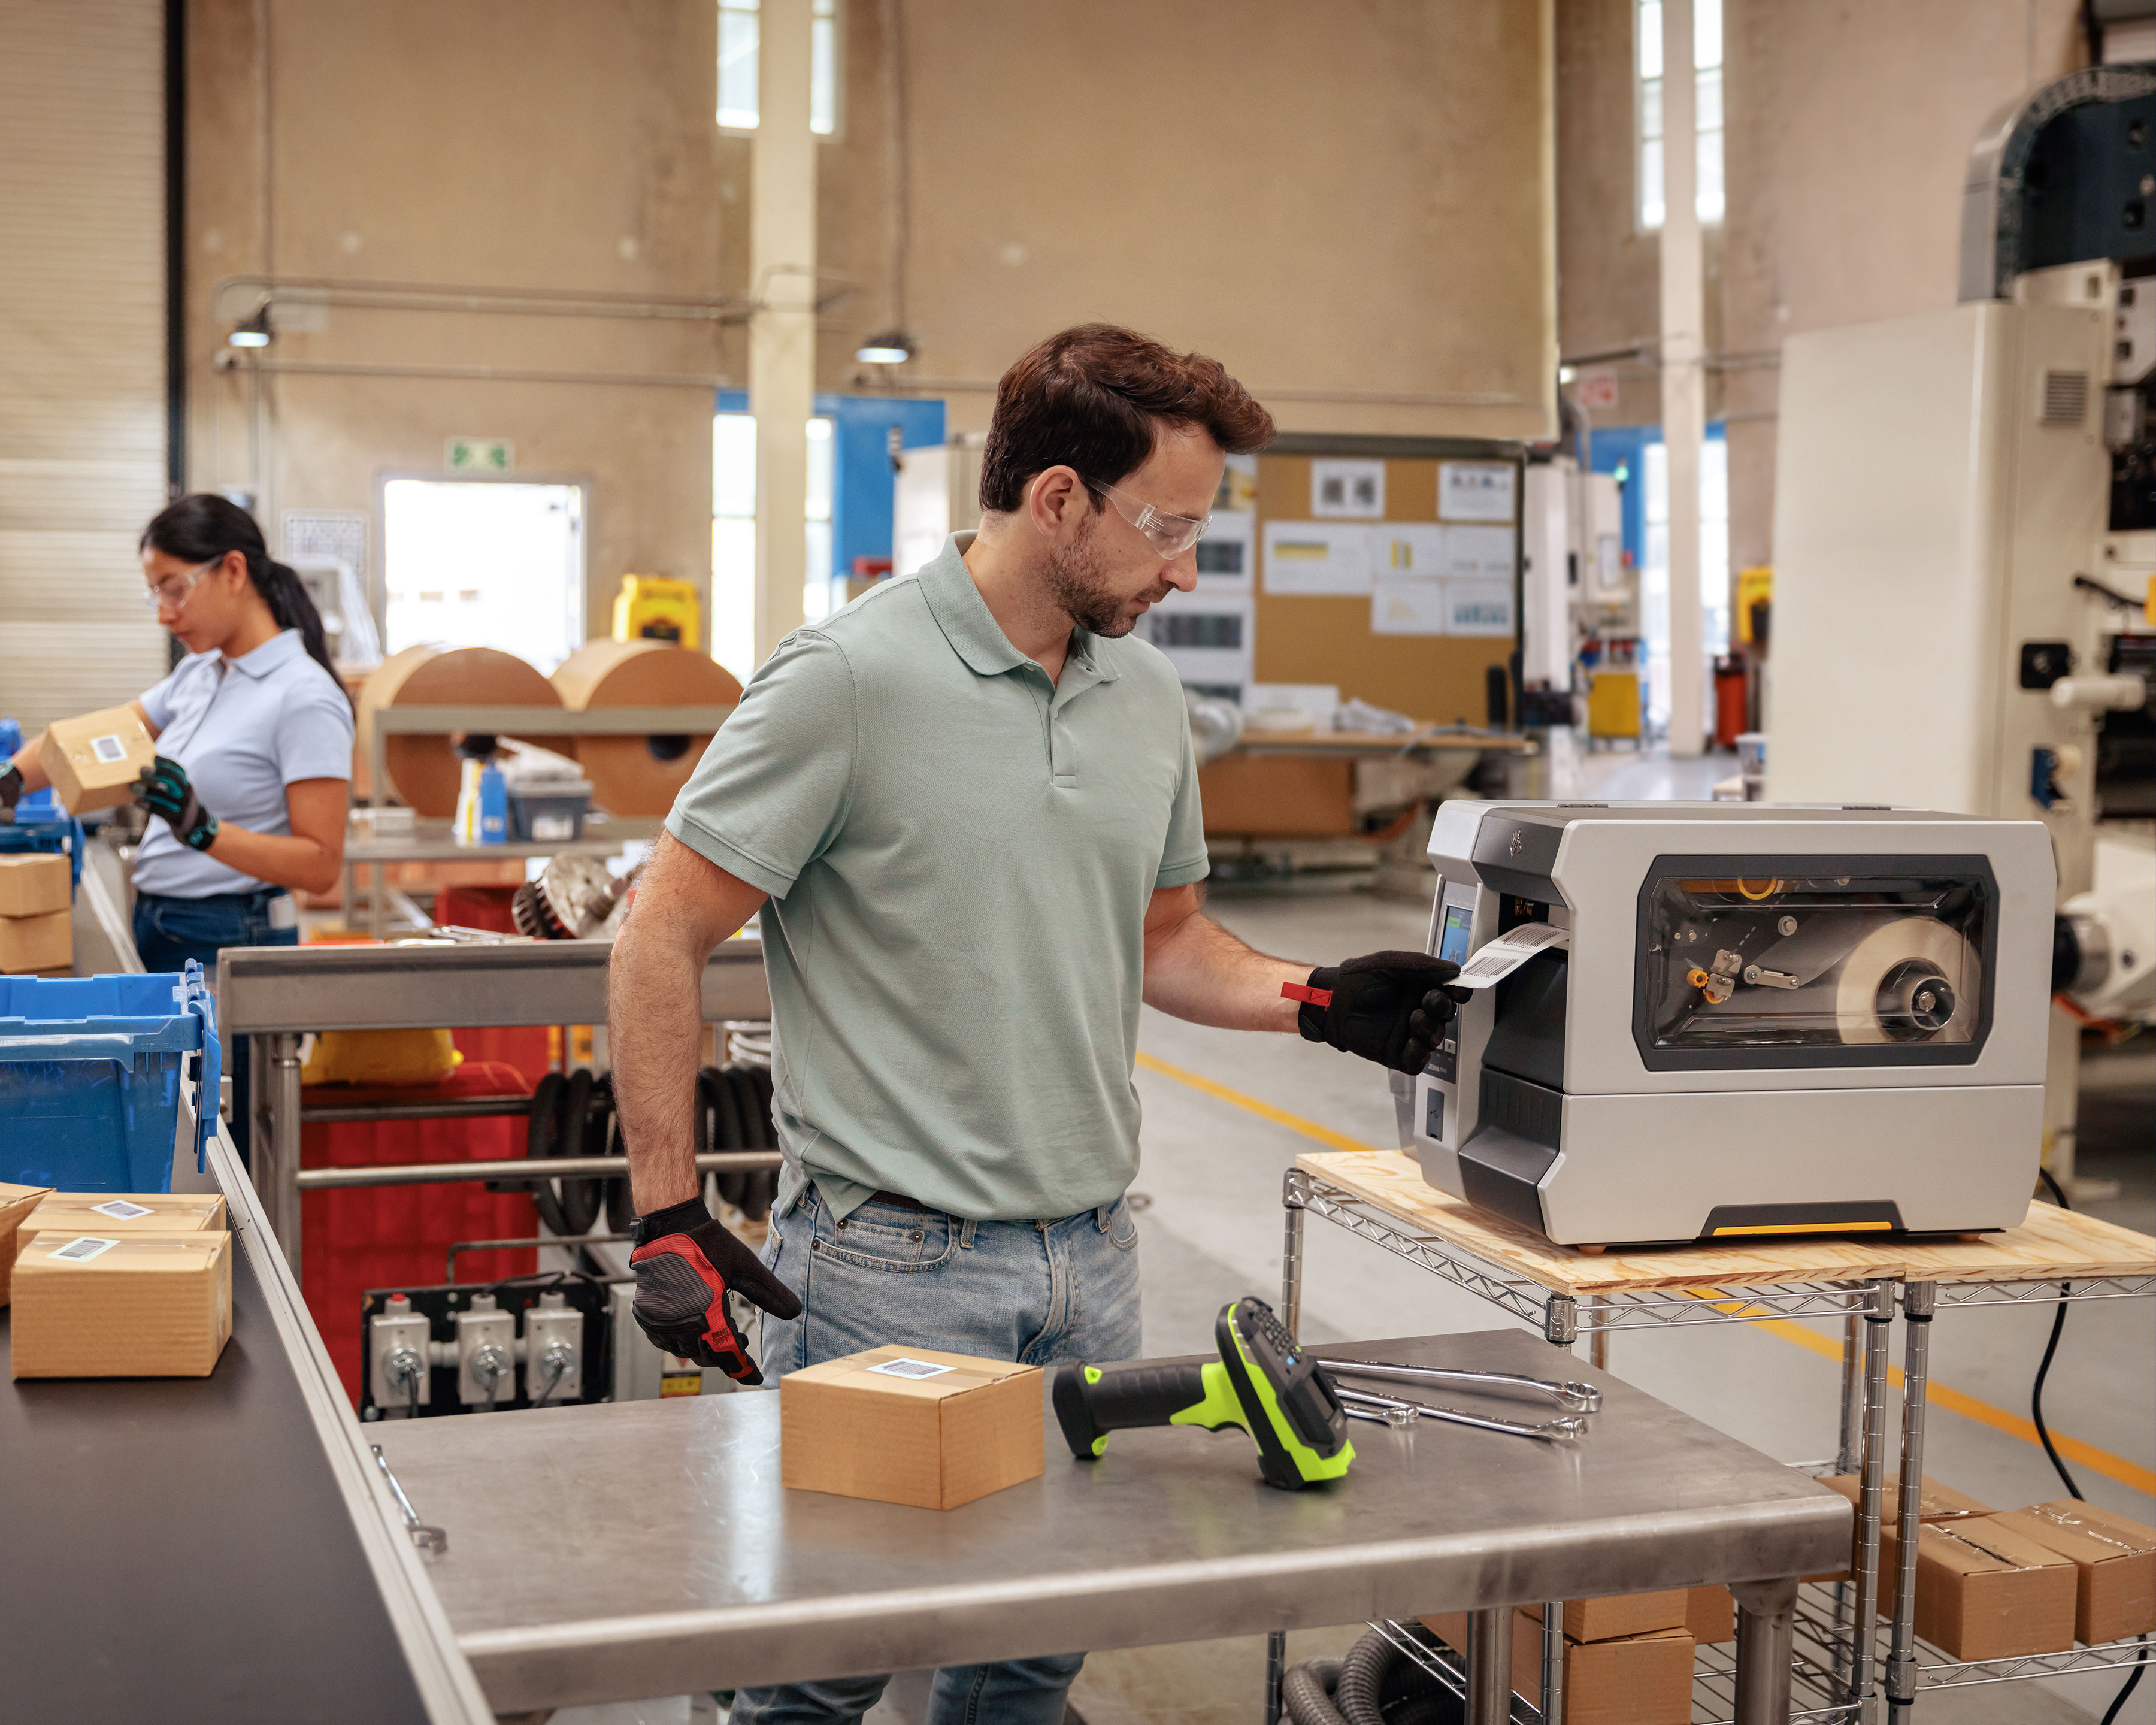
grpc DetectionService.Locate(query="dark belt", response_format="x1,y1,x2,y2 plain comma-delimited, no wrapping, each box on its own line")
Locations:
868,1188,930,1212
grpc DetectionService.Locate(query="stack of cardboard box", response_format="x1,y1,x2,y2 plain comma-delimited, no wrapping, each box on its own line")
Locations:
1812,1473,2155,1660
0,851,71,974
4,1190,234,1379
1422,1587,1725,1723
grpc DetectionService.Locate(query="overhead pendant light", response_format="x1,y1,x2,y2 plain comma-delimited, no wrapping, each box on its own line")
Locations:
854,328,913,365
228,304,273,349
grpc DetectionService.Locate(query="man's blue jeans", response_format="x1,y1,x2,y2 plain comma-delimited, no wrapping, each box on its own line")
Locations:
729,1185,1144,1725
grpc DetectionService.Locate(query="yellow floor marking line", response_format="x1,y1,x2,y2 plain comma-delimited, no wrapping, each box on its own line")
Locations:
1133,1051,1382,1156
1135,1049,2156,1501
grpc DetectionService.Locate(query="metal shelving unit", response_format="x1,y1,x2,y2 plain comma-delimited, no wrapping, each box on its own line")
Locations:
1280,1164,2156,1722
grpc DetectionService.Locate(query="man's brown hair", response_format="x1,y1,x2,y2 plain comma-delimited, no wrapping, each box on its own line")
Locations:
978,323,1274,514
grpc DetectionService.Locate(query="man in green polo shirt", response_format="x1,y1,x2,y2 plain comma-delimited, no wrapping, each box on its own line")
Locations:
611,323,1459,1724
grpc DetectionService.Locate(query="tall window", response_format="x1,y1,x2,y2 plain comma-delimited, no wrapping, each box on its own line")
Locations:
710,413,835,683
719,0,840,135
1638,0,1724,230
1638,432,1730,730
383,480,584,671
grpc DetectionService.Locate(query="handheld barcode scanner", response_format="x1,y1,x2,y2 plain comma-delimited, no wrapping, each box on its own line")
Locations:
1050,1297,1353,1490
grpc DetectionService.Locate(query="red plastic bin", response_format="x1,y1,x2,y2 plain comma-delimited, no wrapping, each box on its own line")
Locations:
301,1060,538,1408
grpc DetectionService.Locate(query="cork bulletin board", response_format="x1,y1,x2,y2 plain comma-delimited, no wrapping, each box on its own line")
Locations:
1252,438,1524,725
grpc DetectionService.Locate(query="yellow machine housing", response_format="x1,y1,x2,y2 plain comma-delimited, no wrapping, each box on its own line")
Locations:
612,574,701,650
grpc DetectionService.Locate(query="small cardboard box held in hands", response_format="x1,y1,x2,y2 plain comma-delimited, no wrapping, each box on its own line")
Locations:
10,1230,233,1379
38,704,157,815
780,1344,1043,1511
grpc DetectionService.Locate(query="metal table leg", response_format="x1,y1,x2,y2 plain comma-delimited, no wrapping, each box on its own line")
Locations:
260,1030,304,1273
1731,1576,1798,1724
1465,1608,1513,1725
1885,1282,1935,1717
1848,1277,1895,1710
1268,1183,1306,1725
1540,1601,1565,1723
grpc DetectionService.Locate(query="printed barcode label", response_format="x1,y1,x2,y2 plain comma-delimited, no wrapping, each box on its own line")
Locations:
867,1357,954,1379
91,734,128,763
89,1199,155,1220
51,1236,120,1263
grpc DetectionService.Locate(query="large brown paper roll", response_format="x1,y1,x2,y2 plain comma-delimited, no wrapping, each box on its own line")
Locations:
550,640,741,816
357,645,562,816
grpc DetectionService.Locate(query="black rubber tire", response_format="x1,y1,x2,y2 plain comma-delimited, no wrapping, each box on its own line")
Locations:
726,1066,773,1220
556,1068,600,1235
525,1072,570,1237
701,1066,748,1207
595,1075,635,1234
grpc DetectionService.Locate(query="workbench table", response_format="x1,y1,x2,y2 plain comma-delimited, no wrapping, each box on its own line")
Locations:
0,1120,488,1724
1283,1150,2156,1718
376,1328,1850,1720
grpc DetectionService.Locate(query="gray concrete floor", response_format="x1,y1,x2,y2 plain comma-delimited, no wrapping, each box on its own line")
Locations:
568,752,2155,1725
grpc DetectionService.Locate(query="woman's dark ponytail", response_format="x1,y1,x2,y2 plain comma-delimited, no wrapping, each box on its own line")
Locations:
139,494,350,706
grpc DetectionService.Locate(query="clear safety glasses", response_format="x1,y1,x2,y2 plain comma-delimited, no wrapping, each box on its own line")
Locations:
1086,478,1210,559
140,557,219,615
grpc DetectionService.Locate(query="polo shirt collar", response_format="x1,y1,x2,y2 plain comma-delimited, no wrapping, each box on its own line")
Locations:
226,628,305,680
919,534,1122,686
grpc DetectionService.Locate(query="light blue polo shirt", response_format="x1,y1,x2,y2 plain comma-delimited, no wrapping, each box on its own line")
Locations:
134,629,355,897
666,534,1210,1222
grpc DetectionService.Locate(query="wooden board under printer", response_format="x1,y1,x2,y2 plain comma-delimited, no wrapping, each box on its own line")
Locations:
1197,448,1520,839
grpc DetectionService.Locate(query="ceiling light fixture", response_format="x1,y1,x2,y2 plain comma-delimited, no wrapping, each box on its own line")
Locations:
854,329,913,365
228,305,273,349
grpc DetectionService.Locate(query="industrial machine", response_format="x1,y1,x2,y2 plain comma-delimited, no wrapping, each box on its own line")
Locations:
1521,453,1628,716
1772,66,2156,1179
1397,801,2055,1247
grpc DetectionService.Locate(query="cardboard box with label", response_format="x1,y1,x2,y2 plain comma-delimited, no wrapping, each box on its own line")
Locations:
26,1191,226,1237
38,704,158,815
1809,1473,1992,1582
0,852,69,918
0,906,71,974
0,1180,55,1305
1422,1609,1694,1724
1988,1501,2156,1645
10,1230,233,1378
780,1344,1043,1511
1901,1517,2078,1660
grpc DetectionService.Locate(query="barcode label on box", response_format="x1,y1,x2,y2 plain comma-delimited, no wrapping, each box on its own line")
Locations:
867,1357,954,1379
50,1236,120,1263
89,1200,155,1220
91,734,128,763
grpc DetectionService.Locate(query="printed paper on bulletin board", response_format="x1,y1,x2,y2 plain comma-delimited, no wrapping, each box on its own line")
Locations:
1367,524,1448,578
1438,461,1516,523
1371,577,1451,635
1445,579,1516,635
1192,510,1256,591
1442,525,1515,579
1262,520,1372,595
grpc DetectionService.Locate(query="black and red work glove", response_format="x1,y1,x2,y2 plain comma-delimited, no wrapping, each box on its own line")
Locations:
1288,951,1464,1075
629,1196,801,1385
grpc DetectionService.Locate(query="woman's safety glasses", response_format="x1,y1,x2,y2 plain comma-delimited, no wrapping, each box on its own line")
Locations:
140,557,219,615
1085,477,1210,559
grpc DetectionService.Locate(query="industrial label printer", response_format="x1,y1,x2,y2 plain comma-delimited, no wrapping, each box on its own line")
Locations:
1399,803,2056,1247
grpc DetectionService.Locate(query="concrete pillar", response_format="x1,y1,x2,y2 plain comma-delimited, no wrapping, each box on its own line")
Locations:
750,0,817,666
1660,0,1707,756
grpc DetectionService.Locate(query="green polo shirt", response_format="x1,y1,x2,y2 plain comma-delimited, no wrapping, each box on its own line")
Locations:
665,533,1210,1222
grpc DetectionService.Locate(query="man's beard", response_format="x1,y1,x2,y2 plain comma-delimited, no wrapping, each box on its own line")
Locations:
1043,509,1168,638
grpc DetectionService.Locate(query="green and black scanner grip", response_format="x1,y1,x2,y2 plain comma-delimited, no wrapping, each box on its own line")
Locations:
1050,1297,1354,1490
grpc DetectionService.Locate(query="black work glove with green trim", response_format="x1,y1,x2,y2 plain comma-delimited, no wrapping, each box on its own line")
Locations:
1297,950,1463,1075
135,755,220,851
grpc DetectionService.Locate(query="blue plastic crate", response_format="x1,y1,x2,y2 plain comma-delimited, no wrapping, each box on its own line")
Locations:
0,964,221,1193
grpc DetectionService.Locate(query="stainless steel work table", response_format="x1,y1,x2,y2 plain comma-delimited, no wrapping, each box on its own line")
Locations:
219,937,771,1270
377,1328,1849,1720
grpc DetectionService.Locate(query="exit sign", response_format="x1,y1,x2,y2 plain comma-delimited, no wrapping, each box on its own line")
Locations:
446,437,514,473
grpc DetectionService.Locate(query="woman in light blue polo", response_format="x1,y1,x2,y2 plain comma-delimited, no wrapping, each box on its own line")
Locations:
1,494,354,1158
117,494,354,979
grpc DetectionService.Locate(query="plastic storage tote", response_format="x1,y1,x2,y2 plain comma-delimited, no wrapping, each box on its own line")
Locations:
0,963,221,1193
